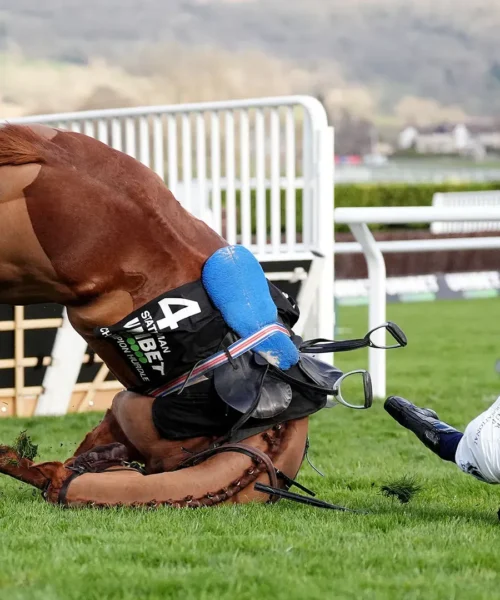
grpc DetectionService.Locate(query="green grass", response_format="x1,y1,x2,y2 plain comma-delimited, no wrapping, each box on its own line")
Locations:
1,299,500,600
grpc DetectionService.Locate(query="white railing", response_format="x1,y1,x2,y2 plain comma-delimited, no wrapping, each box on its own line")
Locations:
6,96,330,257
431,190,500,233
334,206,500,399
5,96,334,415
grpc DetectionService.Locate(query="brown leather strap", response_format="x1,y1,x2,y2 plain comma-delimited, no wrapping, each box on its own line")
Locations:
56,471,82,506
56,465,144,506
206,443,279,488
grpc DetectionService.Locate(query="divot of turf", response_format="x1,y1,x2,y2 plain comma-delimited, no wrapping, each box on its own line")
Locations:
13,430,38,461
380,475,422,504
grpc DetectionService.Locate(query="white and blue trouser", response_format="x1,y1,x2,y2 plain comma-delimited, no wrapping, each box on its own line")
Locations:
455,396,500,484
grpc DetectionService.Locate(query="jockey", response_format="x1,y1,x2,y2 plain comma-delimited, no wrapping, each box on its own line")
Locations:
385,395,500,484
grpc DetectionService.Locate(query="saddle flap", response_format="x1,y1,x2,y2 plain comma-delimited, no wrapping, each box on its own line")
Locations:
214,333,293,418
213,348,268,414
298,354,343,390
250,376,293,420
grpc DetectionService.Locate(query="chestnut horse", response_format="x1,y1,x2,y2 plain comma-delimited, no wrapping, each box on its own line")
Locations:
0,124,308,507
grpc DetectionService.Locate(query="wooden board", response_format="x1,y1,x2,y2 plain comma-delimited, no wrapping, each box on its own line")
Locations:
0,304,123,416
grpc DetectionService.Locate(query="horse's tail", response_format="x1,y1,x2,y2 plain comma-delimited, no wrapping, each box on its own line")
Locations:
0,124,51,167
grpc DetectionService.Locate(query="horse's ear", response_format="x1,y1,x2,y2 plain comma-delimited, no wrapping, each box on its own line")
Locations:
0,124,48,167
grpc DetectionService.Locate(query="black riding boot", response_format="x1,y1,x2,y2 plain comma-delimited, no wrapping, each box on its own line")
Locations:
384,395,463,462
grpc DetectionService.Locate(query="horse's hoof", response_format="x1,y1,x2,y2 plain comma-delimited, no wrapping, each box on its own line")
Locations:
68,442,130,473
0,446,20,462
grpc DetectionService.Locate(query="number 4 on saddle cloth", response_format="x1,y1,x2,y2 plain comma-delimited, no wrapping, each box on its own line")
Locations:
95,245,407,443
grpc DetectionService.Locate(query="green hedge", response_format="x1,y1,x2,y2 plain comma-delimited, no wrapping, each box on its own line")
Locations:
224,182,500,235
336,181,500,209
334,181,500,231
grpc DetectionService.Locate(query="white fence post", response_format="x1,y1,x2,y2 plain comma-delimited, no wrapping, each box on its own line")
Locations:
349,224,386,398
315,126,335,341
35,311,88,416
334,205,500,400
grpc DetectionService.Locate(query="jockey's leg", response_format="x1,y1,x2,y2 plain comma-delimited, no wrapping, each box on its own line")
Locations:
110,390,214,474
385,395,500,484
454,396,500,483
384,396,463,463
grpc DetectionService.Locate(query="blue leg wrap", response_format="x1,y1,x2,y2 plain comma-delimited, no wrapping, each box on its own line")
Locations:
202,245,299,370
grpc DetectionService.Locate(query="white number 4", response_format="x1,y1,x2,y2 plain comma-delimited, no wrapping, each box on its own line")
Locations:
156,298,202,331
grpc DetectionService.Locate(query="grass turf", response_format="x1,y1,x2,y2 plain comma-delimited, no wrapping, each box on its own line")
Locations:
1,298,500,600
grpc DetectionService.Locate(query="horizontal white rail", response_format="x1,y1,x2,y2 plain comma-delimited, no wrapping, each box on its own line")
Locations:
335,166,500,185
431,190,500,234
5,95,328,127
335,236,500,254
335,206,500,225
334,206,500,399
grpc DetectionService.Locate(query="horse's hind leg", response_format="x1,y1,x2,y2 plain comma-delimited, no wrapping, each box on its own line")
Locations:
64,391,213,474
65,408,143,465
110,391,214,474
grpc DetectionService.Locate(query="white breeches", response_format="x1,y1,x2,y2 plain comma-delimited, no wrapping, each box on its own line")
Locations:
455,396,500,484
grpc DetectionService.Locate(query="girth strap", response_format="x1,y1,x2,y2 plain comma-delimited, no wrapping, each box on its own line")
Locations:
55,439,282,506
178,442,279,490
56,471,81,506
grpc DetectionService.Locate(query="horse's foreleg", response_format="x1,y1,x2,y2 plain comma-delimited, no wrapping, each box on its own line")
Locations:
0,446,66,490
0,395,150,495
0,409,129,490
